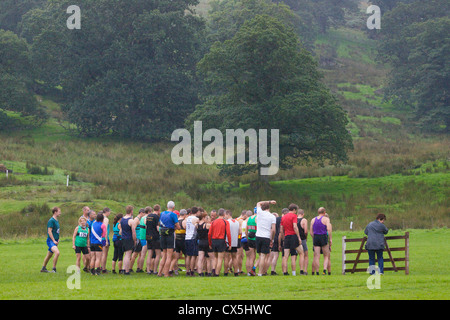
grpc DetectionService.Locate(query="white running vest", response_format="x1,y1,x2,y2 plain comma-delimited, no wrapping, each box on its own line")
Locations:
185,215,197,240
228,219,240,247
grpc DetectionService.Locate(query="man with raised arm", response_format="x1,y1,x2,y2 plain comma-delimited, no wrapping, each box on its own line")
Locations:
255,200,276,276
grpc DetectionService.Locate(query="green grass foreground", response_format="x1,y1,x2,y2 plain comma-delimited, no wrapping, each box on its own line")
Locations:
0,229,448,300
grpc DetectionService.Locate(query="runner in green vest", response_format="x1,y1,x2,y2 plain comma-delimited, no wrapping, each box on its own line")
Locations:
137,208,151,272
246,210,257,276
130,208,147,272
72,216,90,272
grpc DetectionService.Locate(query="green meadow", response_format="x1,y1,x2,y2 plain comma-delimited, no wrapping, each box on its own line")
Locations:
0,3,449,301
0,229,448,300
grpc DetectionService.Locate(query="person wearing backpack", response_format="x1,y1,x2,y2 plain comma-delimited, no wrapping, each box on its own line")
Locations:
146,205,161,275
158,201,180,277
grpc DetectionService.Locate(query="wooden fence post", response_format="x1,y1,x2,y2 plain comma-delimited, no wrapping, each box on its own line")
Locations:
342,236,346,275
384,238,398,272
351,237,367,274
343,233,409,275
405,231,410,275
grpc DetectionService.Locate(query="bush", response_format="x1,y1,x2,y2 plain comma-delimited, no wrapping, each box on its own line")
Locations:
26,162,54,175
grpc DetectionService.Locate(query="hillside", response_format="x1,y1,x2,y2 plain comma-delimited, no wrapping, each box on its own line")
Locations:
0,1,449,238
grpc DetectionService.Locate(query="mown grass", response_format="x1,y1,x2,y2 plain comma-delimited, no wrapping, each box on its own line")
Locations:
0,229,448,300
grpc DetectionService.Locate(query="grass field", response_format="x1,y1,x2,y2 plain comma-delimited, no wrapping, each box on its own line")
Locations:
0,229,448,300
0,1,448,305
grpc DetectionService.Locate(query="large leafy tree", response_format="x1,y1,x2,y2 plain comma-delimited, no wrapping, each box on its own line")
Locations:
378,0,450,132
188,15,353,181
0,29,47,129
27,0,206,139
0,0,46,33
207,0,315,49
289,0,358,34
369,0,416,13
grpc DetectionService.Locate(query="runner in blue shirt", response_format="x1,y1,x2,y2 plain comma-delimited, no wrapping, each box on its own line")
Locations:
158,201,180,277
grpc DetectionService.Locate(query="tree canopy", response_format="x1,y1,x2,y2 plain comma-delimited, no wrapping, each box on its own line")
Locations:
188,14,353,179
378,0,450,132
0,29,47,129
26,0,206,139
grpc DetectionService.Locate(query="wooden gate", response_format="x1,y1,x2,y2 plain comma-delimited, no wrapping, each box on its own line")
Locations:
342,232,409,275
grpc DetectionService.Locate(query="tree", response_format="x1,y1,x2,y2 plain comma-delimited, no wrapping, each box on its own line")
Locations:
0,0,46,33
370,0,416,13
293,0,358,34
188,15,353,182
207,0,315,49
0,29,47,129
26,0,206,139
378,0,450,132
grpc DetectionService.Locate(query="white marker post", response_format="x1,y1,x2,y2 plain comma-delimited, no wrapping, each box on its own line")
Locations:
350,221,353,231
66,175,70,187
6,169,8,179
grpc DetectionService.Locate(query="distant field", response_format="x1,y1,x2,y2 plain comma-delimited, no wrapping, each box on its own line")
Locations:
0,229,448,300
1,156,448,238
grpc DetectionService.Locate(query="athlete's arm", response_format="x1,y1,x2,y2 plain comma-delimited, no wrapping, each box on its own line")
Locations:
226,221,232,250
101,223,107,238
293,221,301,242
72,227,78,249
278,225,284,251
48,227,57,244
103,217,109,237
130,218,137,242
256,200,276,208
302,219,308,239
326,218,332,246
238,219,242,238
270,223,276,245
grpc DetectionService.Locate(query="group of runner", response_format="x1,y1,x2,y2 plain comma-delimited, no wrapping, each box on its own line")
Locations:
40,200,333,277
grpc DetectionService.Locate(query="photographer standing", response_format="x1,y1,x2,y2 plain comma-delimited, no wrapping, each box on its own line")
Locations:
364,214,389,275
